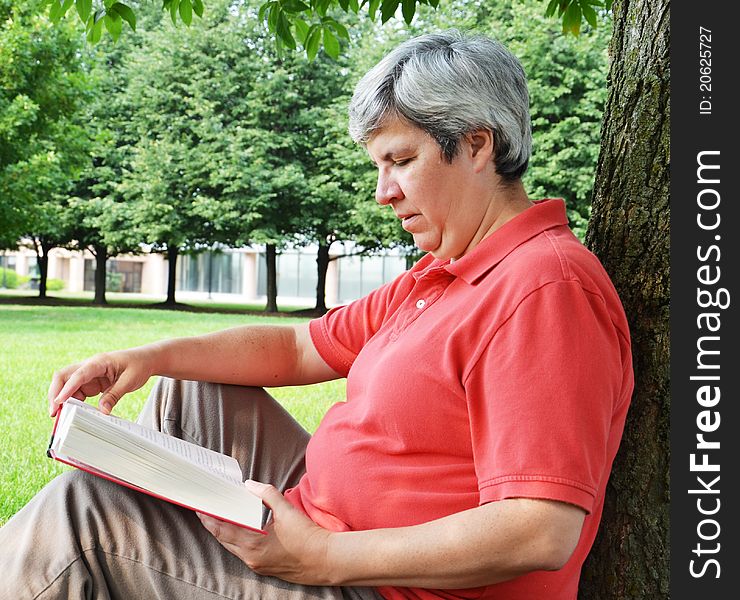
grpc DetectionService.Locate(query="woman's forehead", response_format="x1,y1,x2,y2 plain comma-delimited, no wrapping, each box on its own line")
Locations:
366,118,435,161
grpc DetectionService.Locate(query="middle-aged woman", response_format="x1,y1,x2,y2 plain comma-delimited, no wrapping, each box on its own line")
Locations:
0,30,633,600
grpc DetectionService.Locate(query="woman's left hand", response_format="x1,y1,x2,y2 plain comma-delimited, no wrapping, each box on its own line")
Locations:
197,480,335,585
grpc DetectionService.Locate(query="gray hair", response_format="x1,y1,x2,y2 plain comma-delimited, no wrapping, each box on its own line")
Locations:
348,30,532,181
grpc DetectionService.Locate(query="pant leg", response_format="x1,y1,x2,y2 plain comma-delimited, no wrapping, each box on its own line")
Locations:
136,378,313,525
0,380,382,600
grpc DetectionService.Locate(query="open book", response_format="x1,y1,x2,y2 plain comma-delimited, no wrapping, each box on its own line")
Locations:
47,398,264,533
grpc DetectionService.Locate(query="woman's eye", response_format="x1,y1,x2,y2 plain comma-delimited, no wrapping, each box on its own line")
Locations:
394,158,411,167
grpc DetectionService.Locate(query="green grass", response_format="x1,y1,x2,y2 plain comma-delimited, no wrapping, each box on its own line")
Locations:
0,289,315,313
0,304,346,525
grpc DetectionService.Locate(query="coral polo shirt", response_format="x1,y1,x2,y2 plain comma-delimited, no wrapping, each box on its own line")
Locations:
285,199,633,600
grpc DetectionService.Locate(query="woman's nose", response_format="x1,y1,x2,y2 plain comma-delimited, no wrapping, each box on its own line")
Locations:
375,174,403,205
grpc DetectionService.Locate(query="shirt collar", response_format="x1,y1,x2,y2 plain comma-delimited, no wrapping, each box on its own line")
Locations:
436,198,569,285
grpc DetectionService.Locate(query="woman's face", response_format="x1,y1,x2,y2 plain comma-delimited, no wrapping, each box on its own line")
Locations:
366,117,489,260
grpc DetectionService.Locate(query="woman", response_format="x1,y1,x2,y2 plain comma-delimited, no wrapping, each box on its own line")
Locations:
0,31,633,600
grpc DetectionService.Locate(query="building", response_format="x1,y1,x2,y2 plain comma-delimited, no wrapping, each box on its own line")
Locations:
0,244,411,307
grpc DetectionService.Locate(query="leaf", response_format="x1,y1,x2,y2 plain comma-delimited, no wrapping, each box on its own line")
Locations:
61,0,75,16
267,5,279,32
322,27,340,59
427,0,439,7
338,0,349,11
306,26,321,61
563,1,582,35
325,18,350,41
401,0,415,24
76,0,92,22
179,0,193,26
49,1,64,24
580,0,598,28
258,2,273,22
111,2,136,31
87,13,104,43
170,0,180,25
380,0,399,24
545,0,559,18
281,0,309,11
316,0,331,16
294,17,309,44
349,0,360,13
276,12,296,50
104,12,123,42
368,0,381,21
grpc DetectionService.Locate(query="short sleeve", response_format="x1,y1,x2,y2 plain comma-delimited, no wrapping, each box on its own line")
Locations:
465,280,626,513
309,263,422,377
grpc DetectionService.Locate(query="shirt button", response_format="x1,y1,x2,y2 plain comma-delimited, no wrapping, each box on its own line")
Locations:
416,299,426,309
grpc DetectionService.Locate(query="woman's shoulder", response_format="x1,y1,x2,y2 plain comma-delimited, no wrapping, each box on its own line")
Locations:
493,224,619,302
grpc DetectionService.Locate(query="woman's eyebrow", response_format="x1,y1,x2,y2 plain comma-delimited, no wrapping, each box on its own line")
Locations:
380,146,415,162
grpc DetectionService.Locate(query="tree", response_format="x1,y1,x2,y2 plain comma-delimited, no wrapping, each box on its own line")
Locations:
117,3,253,305
0,0,88,250
579,0,669,597
66,31,148,305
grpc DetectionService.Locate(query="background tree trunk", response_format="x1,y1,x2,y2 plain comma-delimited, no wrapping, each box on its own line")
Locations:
165,245,179,305
579,0,670,598
265,243,278,313
315,240,330,314
93,243,108,305
34,238,53,299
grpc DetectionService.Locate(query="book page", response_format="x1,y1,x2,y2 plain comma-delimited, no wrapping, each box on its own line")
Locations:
60,399,243,483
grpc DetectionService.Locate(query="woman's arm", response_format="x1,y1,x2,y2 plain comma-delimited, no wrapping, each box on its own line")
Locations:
199,481,586,590
48,322,338,416
325,496,585,588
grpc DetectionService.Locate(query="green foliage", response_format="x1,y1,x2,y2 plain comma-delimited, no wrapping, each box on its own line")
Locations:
39,0,611,58
0,0,90,247
0,268,29,289
46,277,66,291
545,0,612,35
45,0,173,42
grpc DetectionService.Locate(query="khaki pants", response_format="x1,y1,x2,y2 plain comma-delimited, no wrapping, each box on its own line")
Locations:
0,379,382,600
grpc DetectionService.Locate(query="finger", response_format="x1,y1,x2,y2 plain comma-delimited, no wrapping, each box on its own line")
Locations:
47,364,80,413
244,480,286,512
197,513,261,546
98,372,137,414
51,362,106,415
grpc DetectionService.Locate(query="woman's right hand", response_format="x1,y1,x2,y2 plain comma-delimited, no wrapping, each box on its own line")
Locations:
47,347,155,417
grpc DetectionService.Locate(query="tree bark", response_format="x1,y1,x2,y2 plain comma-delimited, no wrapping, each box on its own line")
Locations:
579,0,670,598
165,245,179,305
315,240,330,314
265,243,278,313
92,243,108,305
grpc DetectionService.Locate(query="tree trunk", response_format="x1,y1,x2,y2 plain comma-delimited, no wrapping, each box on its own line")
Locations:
579,0,670,598
315,240,330,314
92,244,108,305
265,243,278,313
165,245,179,305
34,238,52,299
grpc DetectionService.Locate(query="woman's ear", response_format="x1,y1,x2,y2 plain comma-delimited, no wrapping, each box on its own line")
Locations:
466,129,495,172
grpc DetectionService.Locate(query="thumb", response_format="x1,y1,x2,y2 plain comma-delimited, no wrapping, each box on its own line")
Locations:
98,376,133,414
244,480,286,511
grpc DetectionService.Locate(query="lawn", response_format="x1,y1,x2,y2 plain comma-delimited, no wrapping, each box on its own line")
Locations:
0,304,346,525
